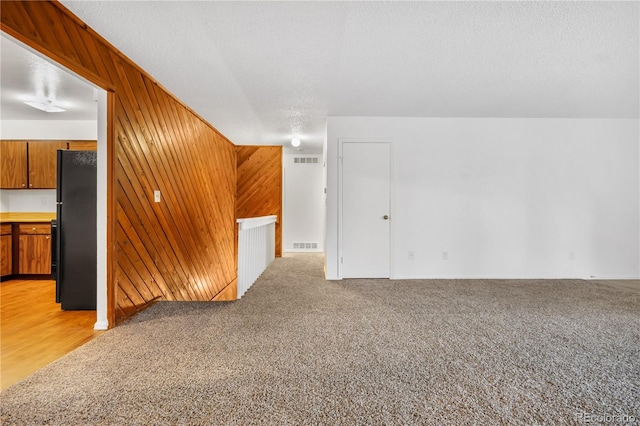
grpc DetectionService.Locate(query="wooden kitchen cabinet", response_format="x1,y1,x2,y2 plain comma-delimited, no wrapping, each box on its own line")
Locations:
0,140,68,189
1,224,12,277
67,140,97,151
28,141,68,188
0,141,28,188
17,223,51,275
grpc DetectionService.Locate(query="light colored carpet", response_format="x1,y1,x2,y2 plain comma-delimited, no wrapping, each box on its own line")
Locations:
1,255,639,425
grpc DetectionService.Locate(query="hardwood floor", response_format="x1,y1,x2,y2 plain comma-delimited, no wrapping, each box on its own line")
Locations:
1,279,103,390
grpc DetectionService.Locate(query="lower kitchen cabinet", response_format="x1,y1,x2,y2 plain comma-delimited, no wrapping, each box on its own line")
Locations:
1,224,12,277
17,224,51,275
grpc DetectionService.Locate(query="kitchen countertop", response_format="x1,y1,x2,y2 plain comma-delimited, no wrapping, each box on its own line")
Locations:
0,212,56,223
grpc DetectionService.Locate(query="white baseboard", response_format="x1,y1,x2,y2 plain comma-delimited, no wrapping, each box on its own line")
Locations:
94,320,109,330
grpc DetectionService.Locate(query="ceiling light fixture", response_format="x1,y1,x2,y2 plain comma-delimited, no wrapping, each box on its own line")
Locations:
24,99,66,113
291,137,301,147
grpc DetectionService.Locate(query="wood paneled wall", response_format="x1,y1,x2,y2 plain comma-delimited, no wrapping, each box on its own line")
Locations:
236,146,283,257
1,1,238,324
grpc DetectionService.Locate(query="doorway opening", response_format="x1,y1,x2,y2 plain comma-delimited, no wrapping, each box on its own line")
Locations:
0,32,109,388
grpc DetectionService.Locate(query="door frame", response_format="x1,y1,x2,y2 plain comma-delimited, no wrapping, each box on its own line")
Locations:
1,31,116,329
338,138,394,279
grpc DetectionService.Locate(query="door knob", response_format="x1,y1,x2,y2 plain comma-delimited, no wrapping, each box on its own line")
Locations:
383,215,389,220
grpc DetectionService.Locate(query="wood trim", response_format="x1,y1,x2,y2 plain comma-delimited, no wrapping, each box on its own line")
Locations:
212,278,238,301
118,296,162,323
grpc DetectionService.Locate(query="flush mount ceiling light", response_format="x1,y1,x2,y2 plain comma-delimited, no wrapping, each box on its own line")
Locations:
291,137,301,147
24,99,66,113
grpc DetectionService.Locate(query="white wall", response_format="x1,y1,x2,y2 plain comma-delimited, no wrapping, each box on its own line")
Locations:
283,153,324,252
0,190,56,213
326,117,640,280
0,119,97,212
0,120,98,140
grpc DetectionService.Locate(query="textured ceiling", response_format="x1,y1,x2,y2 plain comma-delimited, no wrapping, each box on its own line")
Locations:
0,34,97,121
58,1,639,153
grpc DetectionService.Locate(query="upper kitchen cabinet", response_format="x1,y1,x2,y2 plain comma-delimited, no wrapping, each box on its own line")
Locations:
0,140,68,189
67,140,97,151
0,141,28,188
28,141,68,188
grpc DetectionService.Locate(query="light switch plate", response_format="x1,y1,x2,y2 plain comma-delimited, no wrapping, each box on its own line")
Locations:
154,190,161,203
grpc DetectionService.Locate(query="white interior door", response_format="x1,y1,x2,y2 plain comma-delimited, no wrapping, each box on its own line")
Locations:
341,142,391,278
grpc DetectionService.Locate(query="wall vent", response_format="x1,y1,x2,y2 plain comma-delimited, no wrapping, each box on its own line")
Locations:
293,242,318,249
293,157,319,164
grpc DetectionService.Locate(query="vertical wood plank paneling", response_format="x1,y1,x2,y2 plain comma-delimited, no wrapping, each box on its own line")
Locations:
236,146,283,257
1,1,238,324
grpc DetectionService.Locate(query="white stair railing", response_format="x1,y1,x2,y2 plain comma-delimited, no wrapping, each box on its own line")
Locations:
236,215,277,299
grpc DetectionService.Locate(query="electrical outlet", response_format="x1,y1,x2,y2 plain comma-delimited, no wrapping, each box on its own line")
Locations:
408,251,415,260
442,251,449,261
40,197,46,205
569,252,575,261
154,190,161,203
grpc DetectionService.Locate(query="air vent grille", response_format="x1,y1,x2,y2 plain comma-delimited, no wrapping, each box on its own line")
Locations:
293,242,318,249
293,157,319,164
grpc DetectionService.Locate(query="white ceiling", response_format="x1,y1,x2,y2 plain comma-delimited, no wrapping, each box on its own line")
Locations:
0,34,97,121
20,2,640,153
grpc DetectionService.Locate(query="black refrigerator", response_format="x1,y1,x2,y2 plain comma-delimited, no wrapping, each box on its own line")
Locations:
51,150,97,310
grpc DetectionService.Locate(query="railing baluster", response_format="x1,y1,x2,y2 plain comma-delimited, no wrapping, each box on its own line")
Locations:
236,215,277,299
